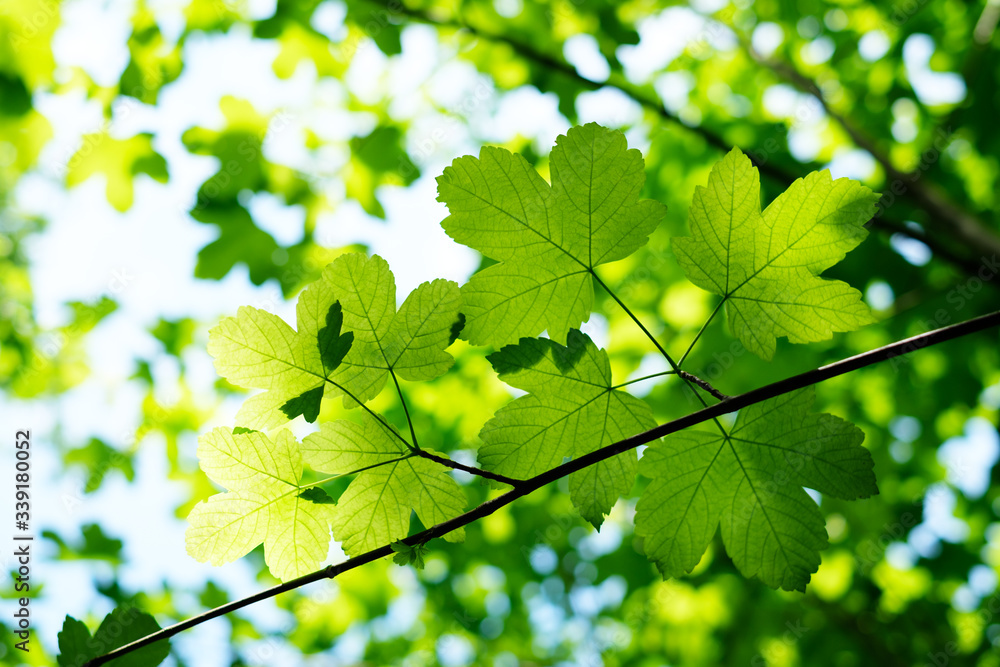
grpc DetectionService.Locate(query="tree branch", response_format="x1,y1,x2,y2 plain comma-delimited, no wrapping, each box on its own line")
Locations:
83,307,1000,667
412,448,522,487
739,38,1000,263
362,0,998,278
678,370,731,401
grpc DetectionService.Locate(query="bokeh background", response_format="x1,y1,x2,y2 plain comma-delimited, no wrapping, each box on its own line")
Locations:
2,0,1000,665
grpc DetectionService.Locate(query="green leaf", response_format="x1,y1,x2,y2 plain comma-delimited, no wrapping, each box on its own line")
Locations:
280,385,324,423
65,132,168,211
344,125,420,218
390,540,428,569
479,330,655,527
215,252,459,423
302,416,466,556
276,302,354,422
437,123,665,347
634,388,877,592
63,437,135,493
317,301,355,371
208,288,355,429
185,428,333,582
672,147,880,360
57,615,94,666
43,523,124,563
317,253,462,407
57,604,170,667
191,203,281,287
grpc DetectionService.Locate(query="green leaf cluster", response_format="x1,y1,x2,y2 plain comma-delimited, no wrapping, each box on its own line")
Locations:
57,604,170,667
437,122,665,347
194,123,881,592
197,252,468,579
634,388,877,591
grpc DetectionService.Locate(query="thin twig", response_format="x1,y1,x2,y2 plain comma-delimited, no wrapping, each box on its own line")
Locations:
609,371,677,390
413,449,522,487
363,0,998,278
740,38,1000,263
678,370,730,401
83,308,1000,667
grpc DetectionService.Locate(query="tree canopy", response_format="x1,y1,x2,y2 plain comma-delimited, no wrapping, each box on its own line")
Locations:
2,1,1000,666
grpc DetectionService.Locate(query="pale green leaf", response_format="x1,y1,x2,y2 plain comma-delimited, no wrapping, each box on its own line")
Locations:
318,253,463,406
209,305,323,395
265,490,336,581
329,454,466,556
185,428,333,582
479,330,655,527
634,387,877,591
300,417,406,473
437,123,665,346
197,427,300,492
672,147,880,359
208,284,353,429
304,415,466,555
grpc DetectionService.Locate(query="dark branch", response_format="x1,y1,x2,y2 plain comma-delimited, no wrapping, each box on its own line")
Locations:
83,308,1000,667
678,370,731,401
413,448,523,487
364,0,998,279
742,40,1000,264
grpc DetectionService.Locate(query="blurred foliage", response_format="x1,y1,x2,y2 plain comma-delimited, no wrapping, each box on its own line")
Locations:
1,0,999,666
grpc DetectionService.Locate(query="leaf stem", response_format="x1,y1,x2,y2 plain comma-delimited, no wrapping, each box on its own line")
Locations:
589,270,678,371
302,454,417,488
323,377,413,450
678,297,726,367
389,368,420,451
83,307,1000,667
329,372,513,485
609,371,677,390
590,269,730,435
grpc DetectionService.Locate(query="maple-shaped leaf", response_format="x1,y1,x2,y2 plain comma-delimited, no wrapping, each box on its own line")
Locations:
436,123,665,347
318,253,462,407
390,540,428,569
185,428,334,582
301,417,466,556
65,132,168,212
672,148,879,360
207,287,353,430
57,606,170,667
634,388,877,592
478,330,655,527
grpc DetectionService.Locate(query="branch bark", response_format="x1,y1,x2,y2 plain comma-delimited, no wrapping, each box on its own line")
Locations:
413,448,522,486
743,42,1000,264
359,0,1000,279
83,308,1000,667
